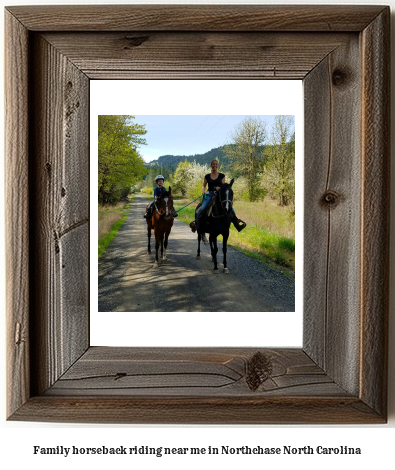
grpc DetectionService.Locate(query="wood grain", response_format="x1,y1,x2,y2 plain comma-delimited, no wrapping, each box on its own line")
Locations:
6,5,386,32
29,35,90,395
42,32,352,80
11,348,384,423
10,396,383,425
46,347,344,397
5,10,30,418
360,9,390,418
304,35,362,395
5,5,390,424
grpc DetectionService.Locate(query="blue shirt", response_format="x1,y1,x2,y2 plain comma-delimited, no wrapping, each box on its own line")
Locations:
154,185,166,197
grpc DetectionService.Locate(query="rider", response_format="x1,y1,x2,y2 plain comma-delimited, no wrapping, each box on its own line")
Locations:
189,160,246,232
144,175,178,219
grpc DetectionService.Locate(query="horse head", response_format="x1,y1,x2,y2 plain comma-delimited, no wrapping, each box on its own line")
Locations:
218,180,234,214
156,186,174,219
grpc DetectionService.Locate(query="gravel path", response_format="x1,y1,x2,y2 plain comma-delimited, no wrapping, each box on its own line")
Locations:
98,194,295,312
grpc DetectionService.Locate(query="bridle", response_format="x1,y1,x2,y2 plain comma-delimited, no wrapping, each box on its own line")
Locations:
154,196,173,219
218,186,233,213
212,186,233,218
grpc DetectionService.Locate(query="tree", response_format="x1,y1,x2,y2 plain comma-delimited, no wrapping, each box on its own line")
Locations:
144,164,175,188
98,115,147,204
226,116,268,201
172,159,192,196
263,115,295,206
185,161,210,199
172,160,210,199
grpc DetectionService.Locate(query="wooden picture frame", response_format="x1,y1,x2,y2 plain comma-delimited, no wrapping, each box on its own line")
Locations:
5,5,389,424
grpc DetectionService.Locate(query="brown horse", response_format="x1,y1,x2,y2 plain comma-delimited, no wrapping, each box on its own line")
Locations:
146,187,174,267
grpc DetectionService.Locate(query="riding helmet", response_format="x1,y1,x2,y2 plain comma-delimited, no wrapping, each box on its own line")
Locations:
155,175,165,182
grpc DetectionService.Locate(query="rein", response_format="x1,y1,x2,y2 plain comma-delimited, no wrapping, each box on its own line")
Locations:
175,194,203,214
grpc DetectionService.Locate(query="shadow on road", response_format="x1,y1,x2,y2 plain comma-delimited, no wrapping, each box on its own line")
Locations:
98,194,295,312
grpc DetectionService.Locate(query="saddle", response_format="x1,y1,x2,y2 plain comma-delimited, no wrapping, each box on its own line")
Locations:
197,192,217,218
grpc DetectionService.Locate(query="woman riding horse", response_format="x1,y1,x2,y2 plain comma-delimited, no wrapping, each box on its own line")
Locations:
189,160,246,232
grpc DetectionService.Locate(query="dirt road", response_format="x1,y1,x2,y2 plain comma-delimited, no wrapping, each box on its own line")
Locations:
98,194,295,312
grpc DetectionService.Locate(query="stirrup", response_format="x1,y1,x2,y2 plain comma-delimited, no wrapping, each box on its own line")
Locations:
235,219,246,232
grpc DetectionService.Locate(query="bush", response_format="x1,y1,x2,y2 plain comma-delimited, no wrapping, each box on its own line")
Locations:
187,179,205,200
141,187,154,195
232,176,267,202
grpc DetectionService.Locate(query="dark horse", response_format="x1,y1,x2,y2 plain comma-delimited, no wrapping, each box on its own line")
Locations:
195,179,234,273
146,187,174,267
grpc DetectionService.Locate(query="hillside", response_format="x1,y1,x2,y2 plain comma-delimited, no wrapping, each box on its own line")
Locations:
145,145,234,170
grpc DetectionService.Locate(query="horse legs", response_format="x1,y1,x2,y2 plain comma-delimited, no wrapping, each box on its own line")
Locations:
209,237,215,262
222,231,229,273
162,231,169,262
196,232,201,259
147,223,151,254
159,233,164,260
153,231,160,267
210,235,219,273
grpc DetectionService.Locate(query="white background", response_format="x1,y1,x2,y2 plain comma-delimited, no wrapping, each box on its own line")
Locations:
90,80,304,347
1,0,394,469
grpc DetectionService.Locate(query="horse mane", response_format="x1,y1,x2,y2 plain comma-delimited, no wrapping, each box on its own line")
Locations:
158,186,172,198
219,179,234,192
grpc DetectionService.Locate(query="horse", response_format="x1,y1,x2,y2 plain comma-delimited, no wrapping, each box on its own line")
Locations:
195,179,234,273
146,187,174,267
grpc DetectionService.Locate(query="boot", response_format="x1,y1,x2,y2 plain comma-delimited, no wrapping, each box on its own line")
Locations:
144,208,151,219
189,220,197,232
232,215,246,232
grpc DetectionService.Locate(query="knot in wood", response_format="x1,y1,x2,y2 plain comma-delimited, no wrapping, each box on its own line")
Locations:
246,351,273,391
332,68,348,87
124,35,149,48
321,190,340,207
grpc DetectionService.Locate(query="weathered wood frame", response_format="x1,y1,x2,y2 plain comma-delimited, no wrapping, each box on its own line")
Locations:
5,5,389,423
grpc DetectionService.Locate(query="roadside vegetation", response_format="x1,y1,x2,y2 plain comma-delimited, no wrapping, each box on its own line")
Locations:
98,115,147,257
98,196,134,257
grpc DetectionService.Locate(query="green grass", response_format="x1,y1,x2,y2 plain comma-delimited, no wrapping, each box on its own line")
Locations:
98,197,134,257
173,196,295,275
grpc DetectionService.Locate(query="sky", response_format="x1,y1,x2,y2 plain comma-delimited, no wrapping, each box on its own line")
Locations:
91,80,303,164
133,115,280,163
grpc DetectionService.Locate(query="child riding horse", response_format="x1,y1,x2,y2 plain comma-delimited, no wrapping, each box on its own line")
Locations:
144,175,178,220
146,185,175,267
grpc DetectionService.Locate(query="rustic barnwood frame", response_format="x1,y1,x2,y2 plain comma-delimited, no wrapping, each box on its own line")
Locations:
5,5,389,423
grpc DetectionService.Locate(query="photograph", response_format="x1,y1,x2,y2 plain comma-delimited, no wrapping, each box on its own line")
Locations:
97,113,297,313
